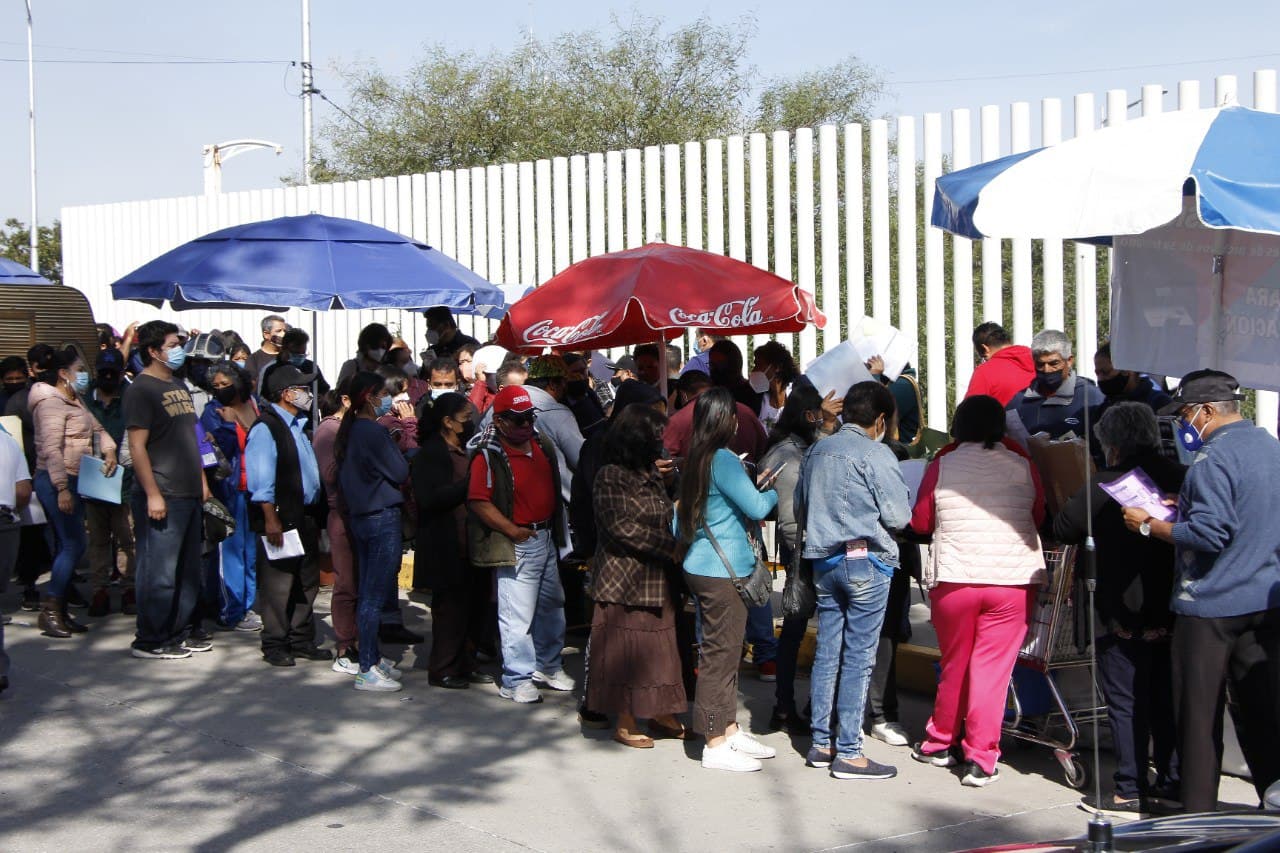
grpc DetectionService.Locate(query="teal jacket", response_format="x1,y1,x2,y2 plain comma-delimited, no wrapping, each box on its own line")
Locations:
680,448,778,578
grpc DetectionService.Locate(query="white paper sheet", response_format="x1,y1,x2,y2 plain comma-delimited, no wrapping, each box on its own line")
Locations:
261,528,305,561
1098,467,1177,522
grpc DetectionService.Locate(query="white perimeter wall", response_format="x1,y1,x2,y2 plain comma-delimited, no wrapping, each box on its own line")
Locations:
62,69,1280,432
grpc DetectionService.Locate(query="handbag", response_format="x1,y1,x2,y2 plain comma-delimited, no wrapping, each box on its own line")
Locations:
702,522,773,608
781,494,816,619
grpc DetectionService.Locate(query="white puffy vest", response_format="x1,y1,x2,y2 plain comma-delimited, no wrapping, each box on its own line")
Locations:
926,443,1046,588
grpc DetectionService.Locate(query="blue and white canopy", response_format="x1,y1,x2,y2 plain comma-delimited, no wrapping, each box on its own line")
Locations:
932,106,1280,242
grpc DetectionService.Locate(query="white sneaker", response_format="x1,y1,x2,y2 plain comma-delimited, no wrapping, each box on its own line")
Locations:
870,721,910,747
702,742,763,772
532,669,575,691
331,650,360,675
499,681,544,703
354,667,402,692
378,658,403,680
729,730,777,760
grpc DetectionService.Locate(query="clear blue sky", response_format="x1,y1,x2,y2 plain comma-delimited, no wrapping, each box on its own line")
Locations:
1,0,1278,222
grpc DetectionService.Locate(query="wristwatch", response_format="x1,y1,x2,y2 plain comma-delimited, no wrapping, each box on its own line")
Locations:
1138,518,1152,537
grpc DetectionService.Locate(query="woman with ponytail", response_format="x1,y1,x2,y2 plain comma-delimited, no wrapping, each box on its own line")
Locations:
337,372,410,692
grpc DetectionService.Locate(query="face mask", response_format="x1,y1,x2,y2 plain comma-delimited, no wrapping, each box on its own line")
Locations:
214,386,238,406
610,376,623,388
374,394,393,417
1098,374,1129,397
71,371,91,393
431,387,457,400
164,346,187,371
425,329,441,347
499,421,535,444
1177,406,1206,453
289,355,307,367
233,359,246,369
485,374,498,393
748,371,770,394
367,347,387,362
457,420,477,443
1036,370,1065,393
2,381,25,396
566,379,590,398
289,389,314,411
270,333,285,347
96,375,121,394
402,361,419,377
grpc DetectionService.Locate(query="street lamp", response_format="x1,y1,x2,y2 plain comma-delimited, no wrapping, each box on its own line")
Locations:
202,139,284,195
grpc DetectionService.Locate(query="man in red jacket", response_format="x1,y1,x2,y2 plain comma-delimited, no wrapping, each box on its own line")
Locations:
964,322,1036,406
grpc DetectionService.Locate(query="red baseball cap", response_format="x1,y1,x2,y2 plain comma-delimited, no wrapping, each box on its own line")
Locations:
492,385,535,415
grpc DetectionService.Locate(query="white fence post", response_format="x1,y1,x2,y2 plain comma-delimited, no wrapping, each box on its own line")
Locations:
951,109,975,397
980,104,1002,325
1255,69,1279,436
870,119,890,322
795,126,817,367
923,113,945,430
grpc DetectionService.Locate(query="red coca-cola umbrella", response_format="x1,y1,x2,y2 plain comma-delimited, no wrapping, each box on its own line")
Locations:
494,243,825,353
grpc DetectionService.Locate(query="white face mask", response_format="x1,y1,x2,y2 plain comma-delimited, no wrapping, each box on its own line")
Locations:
748,371,770,394
367,347,387,362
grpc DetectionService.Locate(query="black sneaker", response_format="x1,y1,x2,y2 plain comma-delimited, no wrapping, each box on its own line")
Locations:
262,648,296,667
911,741,959,767
21,587,39,611
131,644,192,660
806,746,835,769
830,756,897,780
65,585,89,609
961,761,1000,787
1083,793,1144,814
770,705,812,737
183,633,214,653
291,644,335,662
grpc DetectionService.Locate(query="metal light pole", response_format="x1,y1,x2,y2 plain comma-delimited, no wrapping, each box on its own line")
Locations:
301,0,314,186
202,139,284,195
26,0,39,272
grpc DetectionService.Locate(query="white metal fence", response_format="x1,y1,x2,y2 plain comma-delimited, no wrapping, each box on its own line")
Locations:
62,68,1280,433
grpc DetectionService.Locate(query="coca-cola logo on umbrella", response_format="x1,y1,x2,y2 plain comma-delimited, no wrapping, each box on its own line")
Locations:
522,313,610,345
668,297,766,328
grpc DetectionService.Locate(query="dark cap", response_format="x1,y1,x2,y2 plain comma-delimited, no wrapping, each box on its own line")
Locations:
1159,369,1245,415
607,355,637,373
95,348,125,373
610,379,664,417
263,364,315,399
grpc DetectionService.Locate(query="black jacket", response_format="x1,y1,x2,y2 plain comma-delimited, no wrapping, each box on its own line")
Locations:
410,433,469,591
1052,449,1185,634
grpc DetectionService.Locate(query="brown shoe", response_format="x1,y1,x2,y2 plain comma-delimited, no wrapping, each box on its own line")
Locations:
647,720,691,740
61,603,88,634
38,597,73,638
613,728,655,749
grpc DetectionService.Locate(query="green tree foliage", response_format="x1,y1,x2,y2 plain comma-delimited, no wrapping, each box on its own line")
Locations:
315,13,883,181
1,218,62,285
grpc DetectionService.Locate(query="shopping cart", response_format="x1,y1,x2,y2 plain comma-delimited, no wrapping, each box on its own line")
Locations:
1002,544,1107,790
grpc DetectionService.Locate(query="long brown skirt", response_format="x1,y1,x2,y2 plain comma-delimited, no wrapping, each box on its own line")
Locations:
586,599,687,719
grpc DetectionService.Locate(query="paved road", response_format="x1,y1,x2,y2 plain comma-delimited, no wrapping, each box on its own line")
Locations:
0,589,1258,852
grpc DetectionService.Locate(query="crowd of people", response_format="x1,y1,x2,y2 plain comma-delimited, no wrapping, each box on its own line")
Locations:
1,309,1278,815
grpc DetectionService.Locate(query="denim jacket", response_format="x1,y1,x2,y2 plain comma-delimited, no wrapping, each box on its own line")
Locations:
795,423,910,565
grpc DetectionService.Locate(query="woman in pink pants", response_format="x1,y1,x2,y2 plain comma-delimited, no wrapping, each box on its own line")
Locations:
908,395,1046,787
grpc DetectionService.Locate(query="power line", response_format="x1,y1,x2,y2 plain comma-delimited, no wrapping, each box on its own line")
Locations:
0,57,291,66
890,51,1280,86
0,38,257,62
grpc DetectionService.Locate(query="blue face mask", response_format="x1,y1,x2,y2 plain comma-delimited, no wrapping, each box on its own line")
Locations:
164,346,187,371
233,359,246,369
374,394,393,417
289,355,307,367
72,371,91,393
1177,406,1206,453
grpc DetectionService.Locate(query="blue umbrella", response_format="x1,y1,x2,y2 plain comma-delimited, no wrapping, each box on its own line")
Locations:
0,256,53,284
111,213,506,315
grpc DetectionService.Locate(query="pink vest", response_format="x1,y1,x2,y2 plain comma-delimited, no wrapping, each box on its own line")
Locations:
926,443,1045,588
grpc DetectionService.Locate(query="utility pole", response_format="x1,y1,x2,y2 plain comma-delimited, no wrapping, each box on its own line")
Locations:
301,0,314,185
26,0,39,271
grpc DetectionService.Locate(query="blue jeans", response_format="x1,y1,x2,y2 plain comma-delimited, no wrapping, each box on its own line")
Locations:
809,556,890,759
496,529,566,689
218,490,257,624
746,600,779,663
132,493,203,649
34,471,86,598
349,507,403,672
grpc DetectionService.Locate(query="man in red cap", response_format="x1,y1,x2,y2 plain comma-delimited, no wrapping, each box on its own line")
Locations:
467,385,572,704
